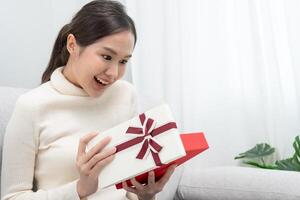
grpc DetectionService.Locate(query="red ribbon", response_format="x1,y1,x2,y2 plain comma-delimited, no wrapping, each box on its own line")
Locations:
115,113,177,166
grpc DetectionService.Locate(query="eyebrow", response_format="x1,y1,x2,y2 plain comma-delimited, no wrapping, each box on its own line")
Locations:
102,46,132,58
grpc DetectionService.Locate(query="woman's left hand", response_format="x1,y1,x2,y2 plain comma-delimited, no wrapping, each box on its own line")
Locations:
122,164,177,200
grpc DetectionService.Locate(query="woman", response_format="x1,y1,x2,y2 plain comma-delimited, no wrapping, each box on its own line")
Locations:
1,0,176,199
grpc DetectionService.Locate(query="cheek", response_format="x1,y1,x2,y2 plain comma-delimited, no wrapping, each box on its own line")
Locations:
79,51,102,66
118,66,126,78
77,57,101,79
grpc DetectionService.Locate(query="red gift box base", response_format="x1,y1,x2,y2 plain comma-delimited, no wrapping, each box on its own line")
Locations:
115,132,209,189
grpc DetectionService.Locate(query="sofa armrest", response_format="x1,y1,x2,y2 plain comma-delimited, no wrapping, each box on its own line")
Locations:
176,166,300,200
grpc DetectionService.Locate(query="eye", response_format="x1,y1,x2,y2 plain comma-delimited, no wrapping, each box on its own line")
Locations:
120,59,128,64
102,55,112,61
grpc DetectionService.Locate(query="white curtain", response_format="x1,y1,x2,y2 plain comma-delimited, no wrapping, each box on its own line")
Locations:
2,0,299,168
124,0,300,167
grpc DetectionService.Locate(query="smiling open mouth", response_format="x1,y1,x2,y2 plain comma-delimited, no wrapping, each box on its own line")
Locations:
94,76,109,86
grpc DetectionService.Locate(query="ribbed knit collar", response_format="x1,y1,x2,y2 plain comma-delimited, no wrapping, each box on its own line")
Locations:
50,66,89,97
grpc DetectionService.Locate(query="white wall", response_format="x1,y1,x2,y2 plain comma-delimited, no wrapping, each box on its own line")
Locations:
0,0,131,89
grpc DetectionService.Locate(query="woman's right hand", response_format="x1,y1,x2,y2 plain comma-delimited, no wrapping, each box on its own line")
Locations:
76,132,116,199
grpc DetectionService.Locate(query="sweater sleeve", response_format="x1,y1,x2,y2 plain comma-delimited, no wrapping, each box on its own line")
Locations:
1,95,80,200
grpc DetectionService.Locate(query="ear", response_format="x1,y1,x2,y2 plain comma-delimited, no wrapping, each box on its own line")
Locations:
66,34,79,55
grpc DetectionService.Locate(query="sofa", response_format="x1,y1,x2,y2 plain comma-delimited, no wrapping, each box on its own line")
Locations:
1,86,300,200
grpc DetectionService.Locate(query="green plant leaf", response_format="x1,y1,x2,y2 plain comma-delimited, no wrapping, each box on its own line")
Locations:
235,135,300,172
275,136,300,171
293,136,300,158
234,143,275,160
243,160,277,169
275,158,300,171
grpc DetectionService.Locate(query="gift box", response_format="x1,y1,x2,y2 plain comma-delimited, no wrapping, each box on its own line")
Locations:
115,132,209,189
86,104,186,189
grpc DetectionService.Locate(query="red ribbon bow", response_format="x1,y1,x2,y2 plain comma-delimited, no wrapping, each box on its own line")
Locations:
115,113,177,166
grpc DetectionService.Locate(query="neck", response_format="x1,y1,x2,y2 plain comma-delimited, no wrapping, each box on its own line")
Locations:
63,63,82,88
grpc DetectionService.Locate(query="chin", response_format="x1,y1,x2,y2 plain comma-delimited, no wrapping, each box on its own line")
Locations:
89,89,106,98
86,83,106,97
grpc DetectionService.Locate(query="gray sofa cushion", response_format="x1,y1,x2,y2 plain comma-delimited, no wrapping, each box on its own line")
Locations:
176,166,300,200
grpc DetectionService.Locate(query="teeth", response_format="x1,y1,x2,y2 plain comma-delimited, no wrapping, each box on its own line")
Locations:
96,77,109,85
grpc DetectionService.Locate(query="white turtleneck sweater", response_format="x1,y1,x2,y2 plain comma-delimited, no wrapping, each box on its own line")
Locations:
1,67,140,200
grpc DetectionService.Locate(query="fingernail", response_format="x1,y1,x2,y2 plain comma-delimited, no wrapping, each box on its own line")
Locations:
92,132,98,136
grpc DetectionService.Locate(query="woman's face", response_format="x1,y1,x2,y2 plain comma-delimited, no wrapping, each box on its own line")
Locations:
64,30,135,97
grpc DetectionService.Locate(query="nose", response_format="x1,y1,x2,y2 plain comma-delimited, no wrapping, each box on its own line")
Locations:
105,63,119,81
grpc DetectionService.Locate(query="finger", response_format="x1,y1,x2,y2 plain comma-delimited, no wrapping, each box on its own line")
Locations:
130,177,144,190
83,146,116,171
77,132,99,159
148,171,155,186
122,181,137,194
80,136,111,164
91,154,115,176
156,164,176,188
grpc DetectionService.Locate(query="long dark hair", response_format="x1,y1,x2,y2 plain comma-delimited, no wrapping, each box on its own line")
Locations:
41,0,137,84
